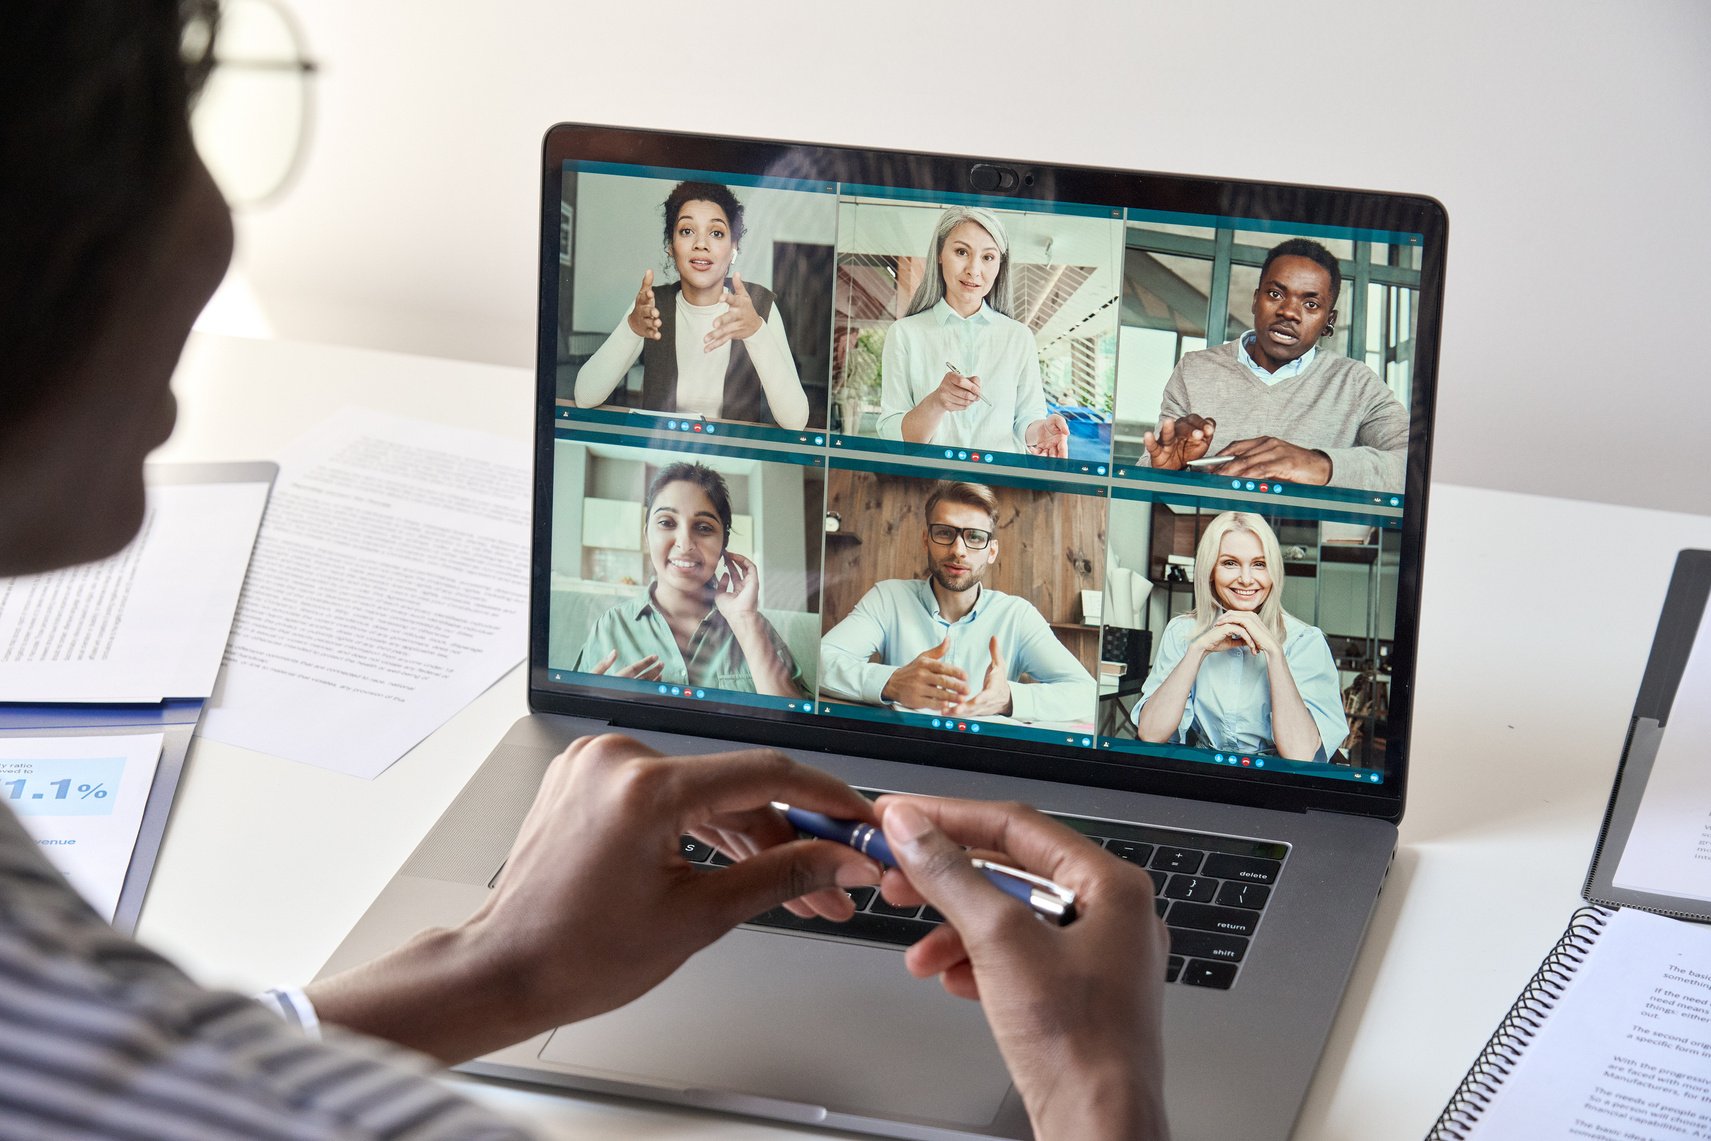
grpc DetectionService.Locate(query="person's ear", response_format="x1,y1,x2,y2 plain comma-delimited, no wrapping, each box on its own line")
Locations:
1323,308,1338,338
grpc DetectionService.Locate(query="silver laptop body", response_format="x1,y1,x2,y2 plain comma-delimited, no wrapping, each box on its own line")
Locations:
322,123,1445,1141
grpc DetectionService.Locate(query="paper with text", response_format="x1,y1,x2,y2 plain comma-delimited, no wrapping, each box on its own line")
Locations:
2,734,164,922
1614,610,1711,903
1462,908,1711,1139
0,482,269,702
198,409,530,778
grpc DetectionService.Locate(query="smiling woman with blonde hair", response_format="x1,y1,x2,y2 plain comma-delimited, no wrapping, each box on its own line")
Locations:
1132,512,1347,762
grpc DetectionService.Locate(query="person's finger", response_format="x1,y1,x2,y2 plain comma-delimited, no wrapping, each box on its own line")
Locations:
638,268,654,296
925,635,951,660
730,271,748,296
615,653,659,678
593,648,618,675
686,840,881,934
652,747,878,827
878,795,1106,891
636,660,665,681
902,921,972,981
882,801,1040,949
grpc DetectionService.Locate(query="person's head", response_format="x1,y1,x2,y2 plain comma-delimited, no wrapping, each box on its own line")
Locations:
643,462,733,592
661,181,744,299
921,481,1000,595
906,207,1013,319
1247,238,1340,373
1191,512,1285,638
0,0,233,576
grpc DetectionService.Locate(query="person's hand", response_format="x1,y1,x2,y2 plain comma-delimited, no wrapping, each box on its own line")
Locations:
710,550,761,620
1026,414,1071,458
626,269,662,340
1142,413,1216,469
931,368,983,413
1214,435,1332,484
1209,609,1280,658
875,797,1170,1141
880,635,969,711
949,636,1012,717
591,647,664,682
308,735,884,1065
704,272,764,351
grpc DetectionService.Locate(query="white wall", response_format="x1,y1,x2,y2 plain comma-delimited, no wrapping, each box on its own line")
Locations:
230,0,1711,516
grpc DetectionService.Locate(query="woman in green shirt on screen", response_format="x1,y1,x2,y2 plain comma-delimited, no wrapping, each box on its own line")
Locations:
574,462,808,699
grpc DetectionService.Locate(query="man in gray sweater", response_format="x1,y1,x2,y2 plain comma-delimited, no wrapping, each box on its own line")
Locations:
1141,238,1409,493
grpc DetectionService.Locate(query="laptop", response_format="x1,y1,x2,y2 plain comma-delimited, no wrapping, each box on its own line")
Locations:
320,123,1446,1140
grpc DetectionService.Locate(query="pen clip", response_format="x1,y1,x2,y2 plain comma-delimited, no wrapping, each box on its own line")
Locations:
972,858,1078,925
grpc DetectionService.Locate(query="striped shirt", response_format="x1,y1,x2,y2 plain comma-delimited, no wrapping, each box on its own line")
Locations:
0,803,533,1139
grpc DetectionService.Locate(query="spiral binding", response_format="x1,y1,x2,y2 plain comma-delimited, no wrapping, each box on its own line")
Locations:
1428,906,1612,1139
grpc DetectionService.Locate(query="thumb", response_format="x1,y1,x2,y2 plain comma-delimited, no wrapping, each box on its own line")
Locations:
987,636,1002,670
731,270,747,294
884,801,1000,937
926,635,950,660
696,841,880,929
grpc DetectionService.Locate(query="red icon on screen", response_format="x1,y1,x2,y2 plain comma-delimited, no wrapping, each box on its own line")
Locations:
1241,757,1252,766
957,722,968,731
692,424,703,432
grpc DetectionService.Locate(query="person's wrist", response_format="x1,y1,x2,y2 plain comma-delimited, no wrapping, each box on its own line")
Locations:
1024,1056,1167,1141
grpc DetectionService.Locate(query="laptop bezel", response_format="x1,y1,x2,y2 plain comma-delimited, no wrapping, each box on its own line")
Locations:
529,122,1446,824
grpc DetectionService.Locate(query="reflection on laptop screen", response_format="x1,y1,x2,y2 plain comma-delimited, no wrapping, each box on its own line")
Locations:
540,150,1430,795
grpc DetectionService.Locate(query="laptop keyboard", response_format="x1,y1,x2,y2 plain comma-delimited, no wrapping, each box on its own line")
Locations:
681,804,1287,991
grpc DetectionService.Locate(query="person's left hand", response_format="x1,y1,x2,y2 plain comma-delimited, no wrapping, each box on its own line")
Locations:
950,636,1013,717
711,550,761,619
306,734,883,1065
704,272,764,351
1214,435,1333,484
1026,414,1071,458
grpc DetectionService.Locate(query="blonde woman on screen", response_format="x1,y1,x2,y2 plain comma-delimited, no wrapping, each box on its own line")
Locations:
875,206,1069,457
1132,512,1347,762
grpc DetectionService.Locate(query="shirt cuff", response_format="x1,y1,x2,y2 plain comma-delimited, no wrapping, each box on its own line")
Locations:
255,985,323,1040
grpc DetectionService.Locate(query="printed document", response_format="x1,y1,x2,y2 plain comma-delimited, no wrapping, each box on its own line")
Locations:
199,409,530,779
2,734,164,922
0,481,269,702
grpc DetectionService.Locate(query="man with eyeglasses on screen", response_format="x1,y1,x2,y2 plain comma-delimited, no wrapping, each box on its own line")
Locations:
820,482,1096,721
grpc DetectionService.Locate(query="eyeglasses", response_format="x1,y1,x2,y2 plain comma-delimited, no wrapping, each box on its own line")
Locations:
927,524,993,550
184,0,319,208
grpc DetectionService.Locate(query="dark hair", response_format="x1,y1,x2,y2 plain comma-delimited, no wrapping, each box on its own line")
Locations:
661,181,745,252
645,462,734,545
923,481,999,529
1260,238,1342,305
0,0,215,421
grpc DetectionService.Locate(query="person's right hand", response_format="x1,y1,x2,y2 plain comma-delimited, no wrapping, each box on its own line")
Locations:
932,368,983,413
876,797,1171,1141
592,647,664,681
879,635,970,711
627,269,663,340
1142,413,1216,469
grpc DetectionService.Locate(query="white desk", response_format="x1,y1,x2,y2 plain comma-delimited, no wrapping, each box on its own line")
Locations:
143,332,1711,1139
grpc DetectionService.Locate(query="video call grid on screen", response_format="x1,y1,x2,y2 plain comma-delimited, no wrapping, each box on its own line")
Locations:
545,156,1422,789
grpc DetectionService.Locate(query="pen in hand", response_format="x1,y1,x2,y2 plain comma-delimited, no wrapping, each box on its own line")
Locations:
773,802,1077,925
944,361,993,407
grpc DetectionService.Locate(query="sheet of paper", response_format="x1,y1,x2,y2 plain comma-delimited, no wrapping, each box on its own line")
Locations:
1613,611,1711,903
0,480,269,702
199,409,530,778
1464,908,1711,1139
2,734,164,922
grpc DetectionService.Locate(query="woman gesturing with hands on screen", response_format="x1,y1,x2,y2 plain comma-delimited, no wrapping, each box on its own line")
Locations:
876,206,1069,458
573,462,807,699
1133,511,1348,762
573,181,810,429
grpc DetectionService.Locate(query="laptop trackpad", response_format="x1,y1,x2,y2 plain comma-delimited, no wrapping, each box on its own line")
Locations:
538,926,1012,1127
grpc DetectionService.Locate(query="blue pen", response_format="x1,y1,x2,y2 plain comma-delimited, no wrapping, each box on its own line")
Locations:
773,803,1076,926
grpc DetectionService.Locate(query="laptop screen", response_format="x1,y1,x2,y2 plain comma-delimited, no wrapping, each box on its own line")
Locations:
533,125,1443,818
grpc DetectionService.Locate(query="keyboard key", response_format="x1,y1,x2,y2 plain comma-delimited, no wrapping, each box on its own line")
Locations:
1164,874,1218,903
1216,881,1271,910
1202,853,1283,885
1105,839,1155,866
709,849,734,867
920,906,944,925
1150,846,1205,875
1155,897,1170,919
747,907,931,947
1166,902,1258,938
847,886,879,910
1168,928,1248,962
1179,959,1239,989
679,837,714,863
1166,956,1184,983
868,896,923,919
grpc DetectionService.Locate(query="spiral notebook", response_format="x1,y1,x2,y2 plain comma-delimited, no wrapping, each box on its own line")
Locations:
1430,907,1711,1140
1433,551,1711,1139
